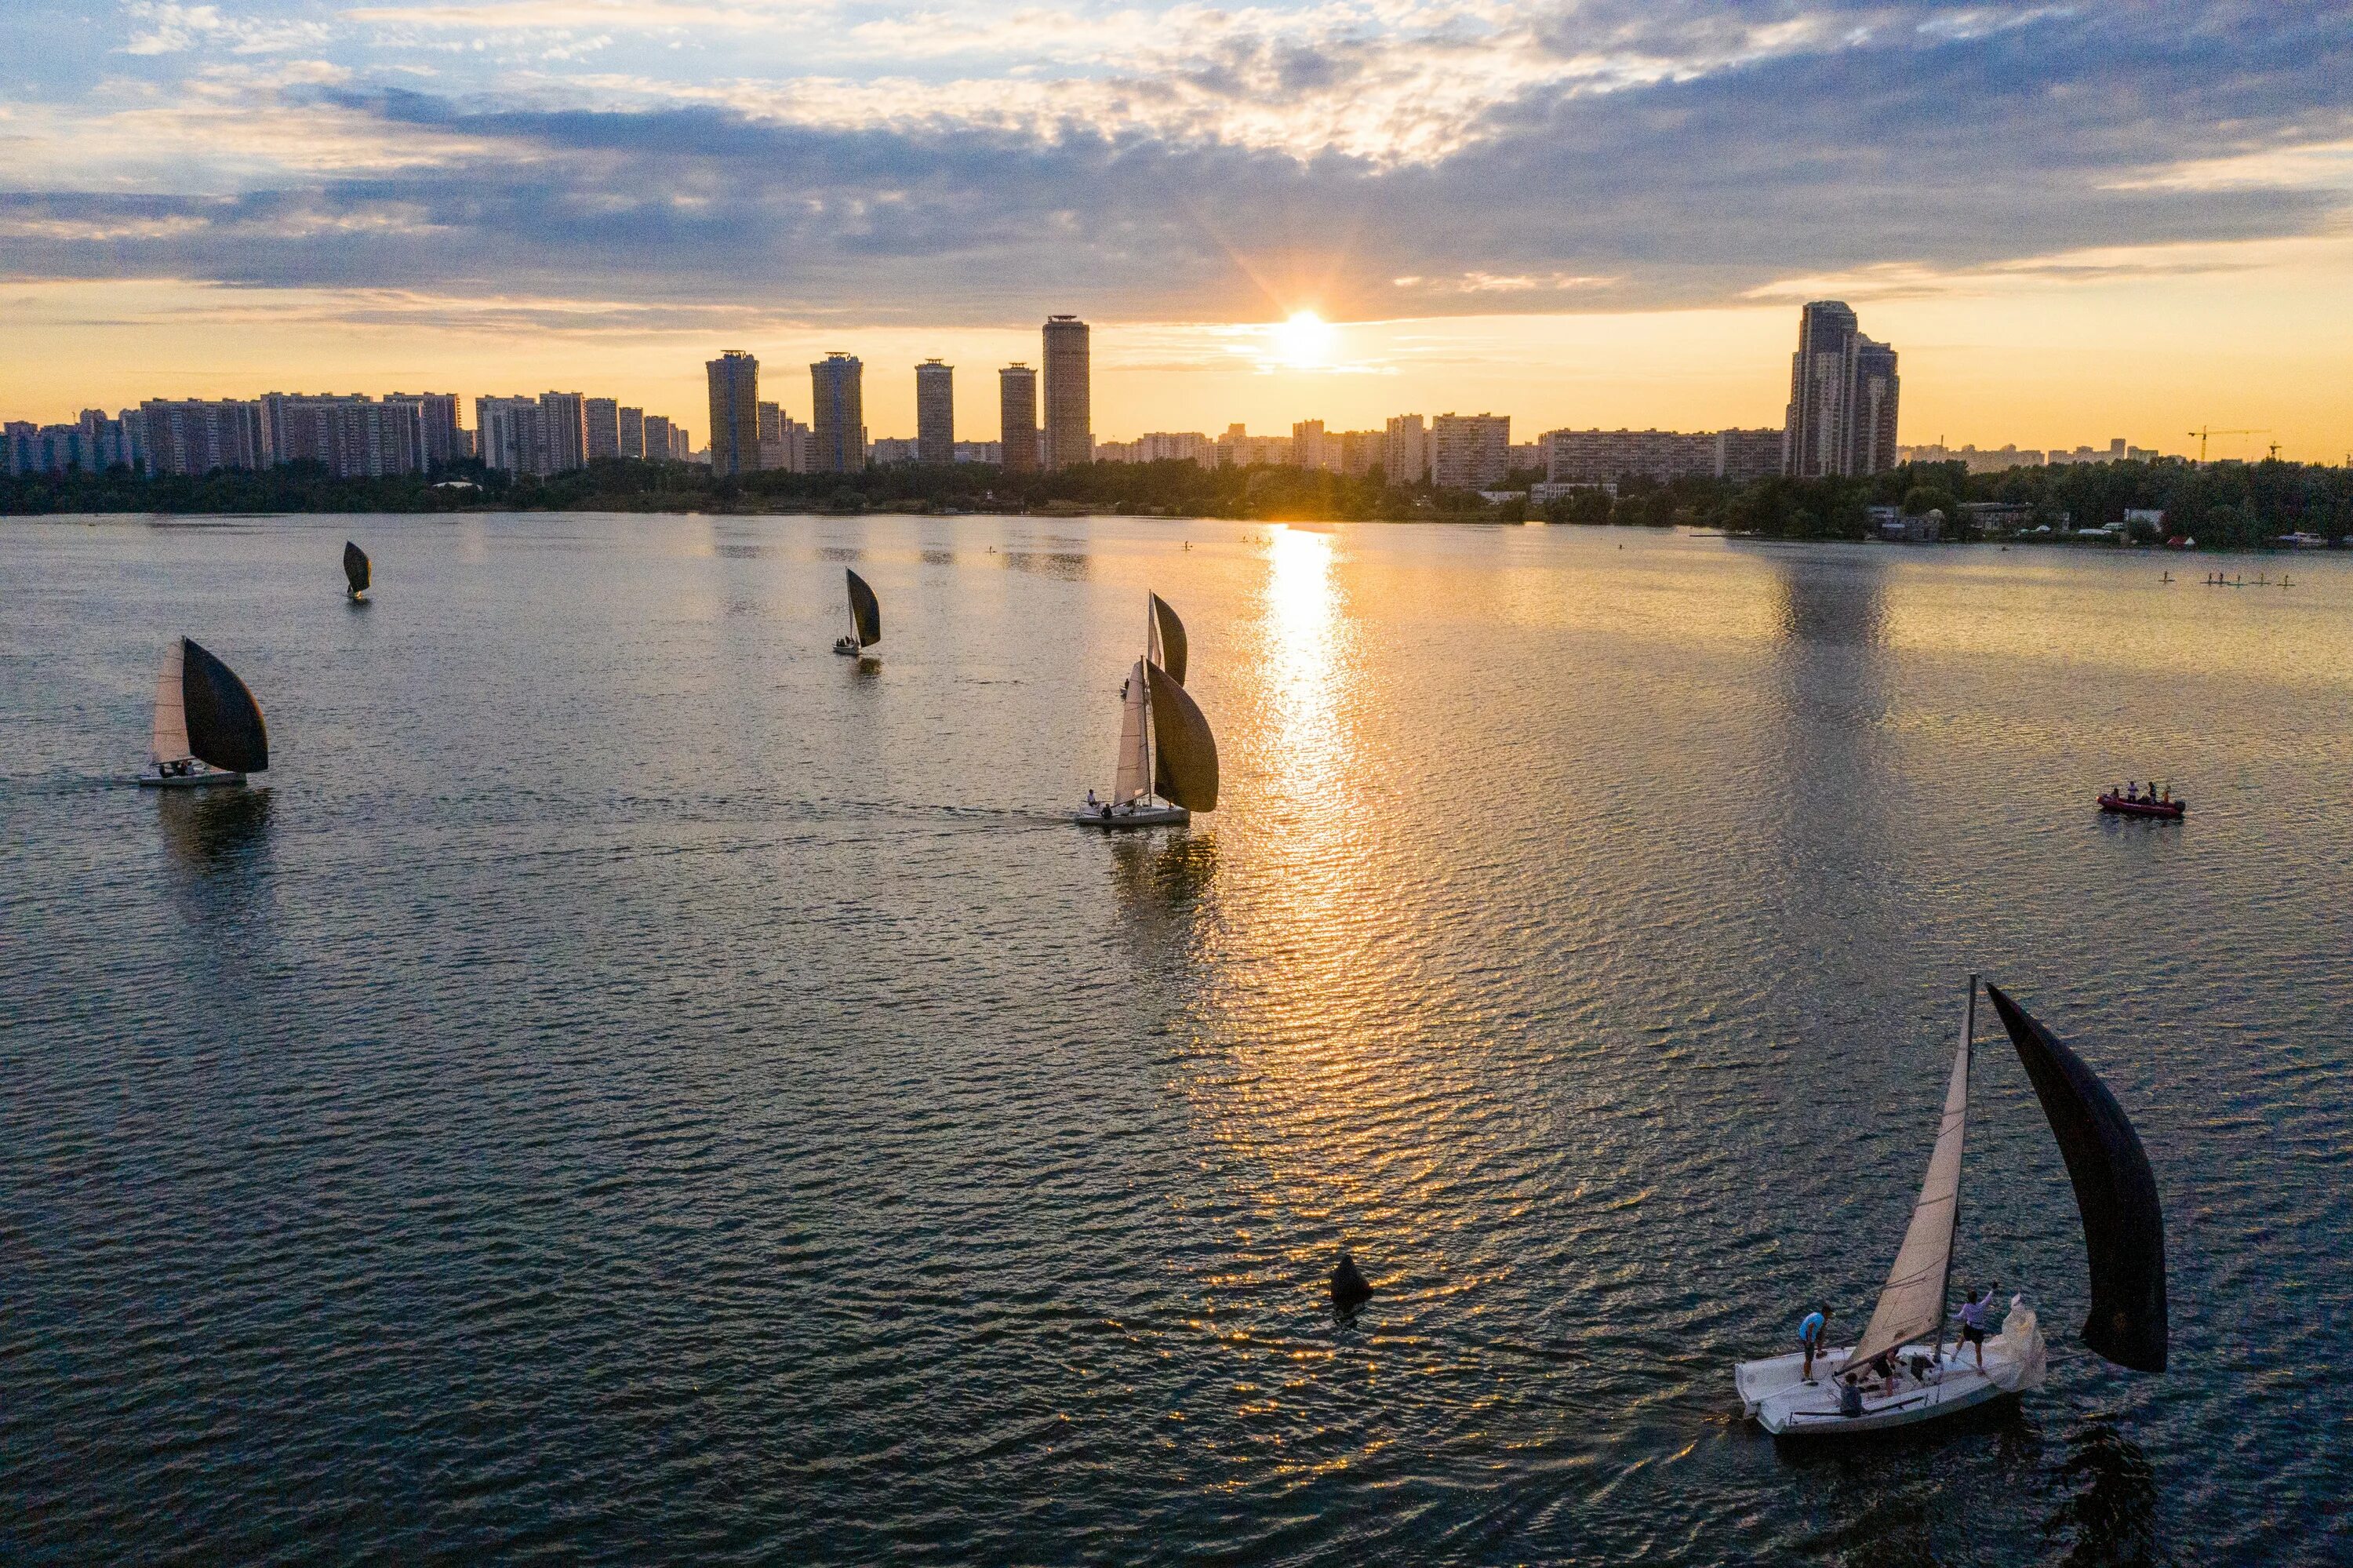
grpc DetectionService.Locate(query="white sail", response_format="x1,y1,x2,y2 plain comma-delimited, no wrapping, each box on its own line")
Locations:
151,638,191,766
1113,658,1150,803
1847,980,1976,1368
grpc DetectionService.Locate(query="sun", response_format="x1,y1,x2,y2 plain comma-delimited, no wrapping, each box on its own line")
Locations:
1270,309,1337,369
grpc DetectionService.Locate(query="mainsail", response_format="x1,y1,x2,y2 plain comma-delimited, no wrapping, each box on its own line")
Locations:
180,637,270,774
1150,593,1187,686
1112,659,1151,802
151,639,191,767
1146,660,1218,812
1847,979,1976,1369
344,540,370,595
1986,983,2169,1373
846,569,882,648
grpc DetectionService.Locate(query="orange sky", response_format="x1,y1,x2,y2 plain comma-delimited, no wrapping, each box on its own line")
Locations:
5,232,2349,463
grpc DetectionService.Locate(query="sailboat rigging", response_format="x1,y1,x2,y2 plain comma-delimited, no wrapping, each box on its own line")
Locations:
136,637,270,788
1078,593,1217,828
835,569,882,657
1735,975,2166,1436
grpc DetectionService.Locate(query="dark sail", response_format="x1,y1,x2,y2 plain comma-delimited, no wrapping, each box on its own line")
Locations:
344,540,370,595
1146,660,1217,810
1986,983,2167,1373
1150,593,1187,686
846,569,882,647
180,638,270,774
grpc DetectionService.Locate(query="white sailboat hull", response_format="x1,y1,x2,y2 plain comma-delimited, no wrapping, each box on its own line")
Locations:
1073,800,1190,828
1737,1304,2046,1436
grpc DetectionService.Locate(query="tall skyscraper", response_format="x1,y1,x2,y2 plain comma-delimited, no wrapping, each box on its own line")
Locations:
584,398,620,462
1042,315,1090,469
809,352,864,474
618,406,645,459
1383,414,1429,483
915,359,954,465
1783,300,1900,478
642,414,674,462
998,364,1038,474
707,350,760,476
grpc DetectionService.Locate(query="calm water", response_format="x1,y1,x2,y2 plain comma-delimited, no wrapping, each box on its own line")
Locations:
4,514,2350,1565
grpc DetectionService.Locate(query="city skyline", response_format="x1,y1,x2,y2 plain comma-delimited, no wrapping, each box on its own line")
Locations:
2,5,2349,460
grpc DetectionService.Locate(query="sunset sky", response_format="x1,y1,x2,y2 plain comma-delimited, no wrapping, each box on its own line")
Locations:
5,2,2351,459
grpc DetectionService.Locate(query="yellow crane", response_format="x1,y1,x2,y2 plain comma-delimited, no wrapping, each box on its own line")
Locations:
2188,427,2270,462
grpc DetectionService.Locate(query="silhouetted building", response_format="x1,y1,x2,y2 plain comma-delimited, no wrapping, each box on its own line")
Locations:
1431,413,1510,489
618,406,644,459
642,414,674,461
1042,315,1090,469
260,393,427,478
475,392,587,476
707,350,760,476
1715,427,1785,482
809,352,864,474
913,359,955,465
999,363,1038,474
1384,414,1429,483
584,398,620,462
1784,301,1900,478
140,398,264,476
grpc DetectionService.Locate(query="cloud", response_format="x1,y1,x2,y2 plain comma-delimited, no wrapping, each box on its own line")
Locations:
124,1,333,56
2,2,2346,326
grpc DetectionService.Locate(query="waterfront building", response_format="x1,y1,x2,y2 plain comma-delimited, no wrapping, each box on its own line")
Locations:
1715,428,1785,482
618,406,644,459
1783,300,1900,477
869,437,918,466
707,350,760,477
261,393,428,478
139,398,264,476
758,400,809,473
475,392,589,476
1042,315,1090,469
809,353,865,474
584,398,620,462
642,415,674,460
1292,420,1331,471
380,393,462,467
1136,431,1210,466
1508,442,1543,472
953,440,1002,464
1213,424,1293,467
915,359,954,465
999,363,1039,474
1546,427,1715,483
1431,413,1511,489
1384,415,1430,484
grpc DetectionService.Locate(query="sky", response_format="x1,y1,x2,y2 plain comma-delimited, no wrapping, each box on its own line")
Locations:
3,2,2351,458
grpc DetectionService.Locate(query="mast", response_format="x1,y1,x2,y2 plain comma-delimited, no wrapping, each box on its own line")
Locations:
1934,975,1977,1357
1142,592,1156,805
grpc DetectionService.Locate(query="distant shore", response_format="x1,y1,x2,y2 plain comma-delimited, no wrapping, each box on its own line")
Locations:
7,455,2350,552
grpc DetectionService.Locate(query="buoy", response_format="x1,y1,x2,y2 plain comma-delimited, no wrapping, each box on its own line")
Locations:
1330,1252,1373,1313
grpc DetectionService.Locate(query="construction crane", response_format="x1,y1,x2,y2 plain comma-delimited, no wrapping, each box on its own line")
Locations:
2188,427,2270,462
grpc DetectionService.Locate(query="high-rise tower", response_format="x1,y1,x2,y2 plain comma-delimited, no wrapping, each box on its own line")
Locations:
1042,315,1090,470
915,360,954,465
1783,302,1900,478
999,363,1039,473
809,353,865,474
706,350,760,475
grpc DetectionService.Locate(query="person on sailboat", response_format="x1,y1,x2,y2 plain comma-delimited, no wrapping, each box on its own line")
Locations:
1956,1282,2000,1370
1798,1308,1828,1382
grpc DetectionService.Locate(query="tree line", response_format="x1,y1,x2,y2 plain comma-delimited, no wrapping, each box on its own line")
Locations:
7,454,2351,549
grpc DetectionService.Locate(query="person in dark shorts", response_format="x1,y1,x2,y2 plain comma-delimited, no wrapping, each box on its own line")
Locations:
1798,1308,1828,1382
1955,1282,2000,1369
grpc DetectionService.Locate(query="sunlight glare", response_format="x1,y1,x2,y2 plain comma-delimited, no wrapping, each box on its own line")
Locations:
1270,309,1337,369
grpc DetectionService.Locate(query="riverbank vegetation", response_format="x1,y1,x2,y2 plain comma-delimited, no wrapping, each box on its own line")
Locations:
7,455,2351,551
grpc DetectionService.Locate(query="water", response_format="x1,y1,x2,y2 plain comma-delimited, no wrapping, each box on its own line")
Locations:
4,514,2348,1565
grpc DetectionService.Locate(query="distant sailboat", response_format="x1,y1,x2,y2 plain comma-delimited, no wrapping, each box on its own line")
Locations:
834,569,881,657
1077,593,1216,828
138,637,270,788
344,540,370,600
1734,975,2166,1436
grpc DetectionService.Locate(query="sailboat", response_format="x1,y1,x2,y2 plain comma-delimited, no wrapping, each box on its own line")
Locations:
1076,592,1216,828
833,569,881,657
137,637,270,788
1735,975,2166,1436
344,540,371,601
